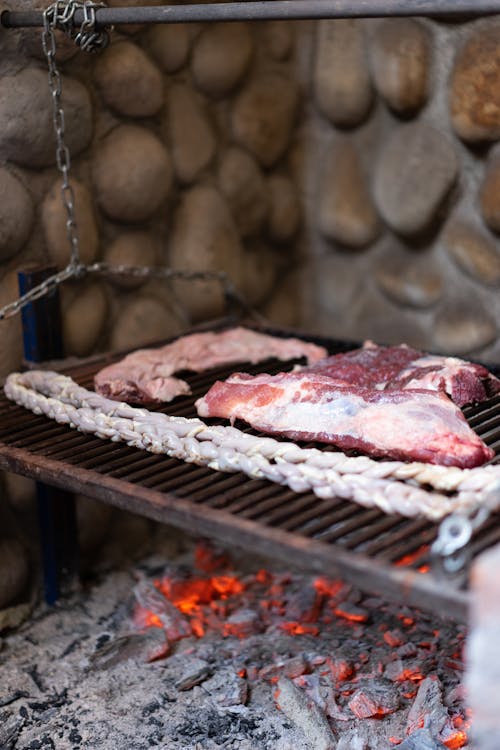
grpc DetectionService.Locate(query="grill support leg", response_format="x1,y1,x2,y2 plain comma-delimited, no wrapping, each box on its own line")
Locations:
18,267,79,605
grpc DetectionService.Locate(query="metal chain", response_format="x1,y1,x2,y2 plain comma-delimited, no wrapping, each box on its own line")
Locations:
0,0,259,324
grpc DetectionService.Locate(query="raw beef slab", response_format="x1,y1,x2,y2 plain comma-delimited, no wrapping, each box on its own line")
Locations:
196,371,494,468
94,327,328,404
306,341,500,407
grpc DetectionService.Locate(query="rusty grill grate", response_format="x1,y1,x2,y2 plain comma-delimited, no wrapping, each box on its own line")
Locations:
1,331,500,621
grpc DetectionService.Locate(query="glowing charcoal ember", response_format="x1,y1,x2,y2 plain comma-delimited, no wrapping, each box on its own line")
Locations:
326,657,355,683
384,630,405,647
133,579,191,641
440,732,468,749
279,622,320,636
347,681,400,719
333,602,370,623
194,541,230,573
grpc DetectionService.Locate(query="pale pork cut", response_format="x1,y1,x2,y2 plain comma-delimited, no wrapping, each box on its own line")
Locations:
196,371,494,468
305,341,500,407
94,327,327,404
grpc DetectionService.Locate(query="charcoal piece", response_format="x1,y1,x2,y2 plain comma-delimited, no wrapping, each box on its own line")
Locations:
398,728,448,749
335,730,369,750
276,676,336,750
285,584,323,622
406,676,448,736
133,579,191,641
89,628,169,670
0,712,25,750
334,602,369,623
203,669,248,706
281,653,309,679
348,679,399,718
224,608,262,637
175,658,212,690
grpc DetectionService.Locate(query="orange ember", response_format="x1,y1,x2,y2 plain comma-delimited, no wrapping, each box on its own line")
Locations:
442,731,468,749
313,577,344,598
279,622,319,636
333,607,368,623
136,609,163,629
396,668,424,683
394,545,430,567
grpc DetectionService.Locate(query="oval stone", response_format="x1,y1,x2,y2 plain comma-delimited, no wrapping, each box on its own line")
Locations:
0,68,92,168
263,271,301,328
373,123,458,235
434,303,497,355
147,24,191,73
166,84,216,185
232,73,299,168
63,282,108,357
443,219,500,286
92,125,173,222
318,137,380,248
450,24,500,142
376,256,443,309
267,175,301,244
168,185,244,321
479,152,500,234
42,178,99,268
110,296,183,351
371,19,430,115
0,168,34,261
314,20,373,128
104,231,160,289
192,23,253,98
217,147,268,238
94,41,164,118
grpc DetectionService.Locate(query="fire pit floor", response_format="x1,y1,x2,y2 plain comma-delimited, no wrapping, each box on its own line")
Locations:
0,531,472,750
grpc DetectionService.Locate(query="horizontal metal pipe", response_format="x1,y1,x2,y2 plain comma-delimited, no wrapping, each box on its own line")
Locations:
2,0,500,28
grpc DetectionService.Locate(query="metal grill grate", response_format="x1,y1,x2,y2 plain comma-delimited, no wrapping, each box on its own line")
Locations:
1,331,499,621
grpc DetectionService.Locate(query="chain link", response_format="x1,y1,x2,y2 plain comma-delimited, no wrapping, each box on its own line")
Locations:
0,1,259,324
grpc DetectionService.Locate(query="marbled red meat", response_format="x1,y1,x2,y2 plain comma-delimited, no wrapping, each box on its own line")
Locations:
196,371,494,468
94,327,327,404
306,342,500,407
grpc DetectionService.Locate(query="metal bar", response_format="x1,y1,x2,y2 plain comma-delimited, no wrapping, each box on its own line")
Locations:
2,0,500,29
18,267,78,606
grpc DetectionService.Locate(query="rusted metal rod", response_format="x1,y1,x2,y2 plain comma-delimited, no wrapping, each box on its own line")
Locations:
2,0,500,28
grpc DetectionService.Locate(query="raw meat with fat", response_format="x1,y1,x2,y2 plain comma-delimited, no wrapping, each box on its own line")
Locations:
196,371,494,468
305,342,500,407
94,327,328,404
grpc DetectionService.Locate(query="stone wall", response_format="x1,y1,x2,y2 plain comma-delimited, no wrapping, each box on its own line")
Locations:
0,8,500,611
302,17,500,360
0,4,303,611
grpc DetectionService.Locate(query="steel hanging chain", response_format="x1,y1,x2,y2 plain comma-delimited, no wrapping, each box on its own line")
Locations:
0,0,258,322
